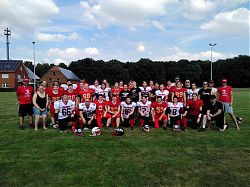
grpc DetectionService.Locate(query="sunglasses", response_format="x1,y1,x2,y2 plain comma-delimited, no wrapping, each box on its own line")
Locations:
203,83,208,85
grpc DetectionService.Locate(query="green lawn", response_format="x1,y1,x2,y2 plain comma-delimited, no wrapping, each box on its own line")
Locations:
0,89,249,187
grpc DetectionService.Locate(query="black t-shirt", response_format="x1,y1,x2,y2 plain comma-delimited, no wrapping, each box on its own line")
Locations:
119,90,131,102
209,101,224,117
150,88,159,102
198,88,212,107
130,87,141,102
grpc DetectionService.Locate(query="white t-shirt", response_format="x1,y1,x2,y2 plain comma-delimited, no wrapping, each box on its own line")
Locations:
155,90,169,101
186,89,200,100
54,100,75,119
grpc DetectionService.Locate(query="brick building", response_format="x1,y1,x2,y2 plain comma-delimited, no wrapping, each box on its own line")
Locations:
0,60,28,90
41,66,80,85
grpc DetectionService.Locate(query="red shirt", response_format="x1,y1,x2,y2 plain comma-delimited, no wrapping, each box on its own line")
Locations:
187,99,203,116
16,85,34,104
217,86,232,103
173,87,186,102
78,89,94,102
108,100,121,113
48,91,63,108
64,90,78,101
151,102,168,117
111,88,121,96
94,100,107,115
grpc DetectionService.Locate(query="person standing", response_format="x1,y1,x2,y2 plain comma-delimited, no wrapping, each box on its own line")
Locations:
32,85,49,130
16,78,34,129
217,79,240,129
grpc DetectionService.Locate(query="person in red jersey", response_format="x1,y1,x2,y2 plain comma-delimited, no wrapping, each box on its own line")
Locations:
182,93,203,130
128,80,133,90
64,84,78,102
111,82,122,97
106,95,121,127
121,97,136,130
94,94,110,128
54,80,64,94
149,80,155,90
39,80,52,94
48,85,63,127
155,84,169,102
172,82,186,105
119,80,124,90
217,79,239,129
151,96,168,129
165,80,175,102
78,83,95,102
16,78,34,129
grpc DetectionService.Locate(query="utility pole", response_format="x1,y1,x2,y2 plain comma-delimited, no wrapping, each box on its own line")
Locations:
32,42,36,91
209,43,217,81
4,28,11,61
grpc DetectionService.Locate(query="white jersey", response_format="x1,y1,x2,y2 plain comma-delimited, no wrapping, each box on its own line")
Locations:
137,101,151,117
54,100,75,119
121,101,136,118
211,87,217,95
97,88,110,101
155,90,169,101
168,102,183,117
186,89,200,100
79,102,96,119
89,85,101,94
139,86,152,98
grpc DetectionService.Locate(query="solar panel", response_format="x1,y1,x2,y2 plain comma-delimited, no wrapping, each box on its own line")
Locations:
0,60,22,71
58,67,80,80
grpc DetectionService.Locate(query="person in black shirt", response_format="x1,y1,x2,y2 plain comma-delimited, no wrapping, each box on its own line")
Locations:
130,81,141,102
119,84,131,102
207,95,225,131
149,83,159,102
198,81,212,130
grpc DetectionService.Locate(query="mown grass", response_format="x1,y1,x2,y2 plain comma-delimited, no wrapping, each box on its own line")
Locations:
0,89,249,187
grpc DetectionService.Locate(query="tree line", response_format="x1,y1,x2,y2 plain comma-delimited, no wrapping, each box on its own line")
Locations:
24,55,250,87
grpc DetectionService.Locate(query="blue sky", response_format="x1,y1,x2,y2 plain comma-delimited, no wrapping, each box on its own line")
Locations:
0,0,249,65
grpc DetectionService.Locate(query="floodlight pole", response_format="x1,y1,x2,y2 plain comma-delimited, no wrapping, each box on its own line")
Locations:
4,28,11,61
209,43,217,81
32,42,36,91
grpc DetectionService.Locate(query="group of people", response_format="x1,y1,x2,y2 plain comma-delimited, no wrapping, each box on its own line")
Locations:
16,76,240,134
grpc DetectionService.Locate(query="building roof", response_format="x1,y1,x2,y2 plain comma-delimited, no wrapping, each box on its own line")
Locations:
26,67,40,80
58,67,80,81
0,60,23,71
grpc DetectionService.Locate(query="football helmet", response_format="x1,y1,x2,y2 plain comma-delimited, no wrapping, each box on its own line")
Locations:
173,124,181,131
90,127,101,136
236,117,243,124
112,128,125,136
142,124,150,132
74,128,84,136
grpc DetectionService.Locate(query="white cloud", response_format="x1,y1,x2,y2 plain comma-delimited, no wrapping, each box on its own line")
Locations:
200,8,250,37
36,32,80,42
155,46,235,61
47,47,100,64
0,0,59,30
182,0,216,19
137,45,145,53
152,20,166,31
80,0,177,29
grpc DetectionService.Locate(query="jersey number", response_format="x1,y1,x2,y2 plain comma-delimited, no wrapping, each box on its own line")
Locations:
62,108,71,116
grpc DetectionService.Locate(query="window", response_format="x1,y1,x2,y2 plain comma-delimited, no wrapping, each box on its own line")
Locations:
2,83,9,88
17,74,21,80
20,66,23,71
2,74,9,78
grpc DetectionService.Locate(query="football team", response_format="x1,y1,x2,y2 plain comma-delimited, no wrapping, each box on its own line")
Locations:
16,77,240,135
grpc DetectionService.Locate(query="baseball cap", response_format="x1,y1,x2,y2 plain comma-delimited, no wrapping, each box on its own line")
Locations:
23,78,29,82
222,79,227,83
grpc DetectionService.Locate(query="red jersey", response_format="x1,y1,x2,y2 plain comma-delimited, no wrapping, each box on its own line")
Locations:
94,100,107,115
151,102,168,117
217,86,232,103
187,99,203,116
16,85,34,104
78,89,94,102
108,100,121,113
111,88,121,96
173,87,186,102
49,91,63,105
64,90,78,101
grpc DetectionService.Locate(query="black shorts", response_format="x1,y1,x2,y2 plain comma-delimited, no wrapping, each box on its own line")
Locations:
18,104,33,117
58,115,78,130
170,115,181,126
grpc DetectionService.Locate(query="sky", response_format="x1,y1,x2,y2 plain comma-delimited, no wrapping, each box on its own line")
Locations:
0,0,249,65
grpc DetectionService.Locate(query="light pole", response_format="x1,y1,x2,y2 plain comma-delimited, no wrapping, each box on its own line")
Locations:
209,43,217,81
32,42,36,91
4,28,11,61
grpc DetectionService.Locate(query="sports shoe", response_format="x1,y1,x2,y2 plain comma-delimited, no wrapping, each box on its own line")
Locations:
131,127,134,130
29,123,34,128
163,127,167,130
19,125,24,130
84,127,89,130
198,127,206,132
183,128,187,132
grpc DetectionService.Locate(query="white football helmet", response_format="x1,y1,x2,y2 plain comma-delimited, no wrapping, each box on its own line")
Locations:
91,127,101,136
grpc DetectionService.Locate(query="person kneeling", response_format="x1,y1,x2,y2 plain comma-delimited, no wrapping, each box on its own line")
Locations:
207,95,226,131
167,96,183,131
54,95,77,132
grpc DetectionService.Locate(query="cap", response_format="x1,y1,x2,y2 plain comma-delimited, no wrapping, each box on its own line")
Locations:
23,78,29,82
222,79,227,83
175,76,180,80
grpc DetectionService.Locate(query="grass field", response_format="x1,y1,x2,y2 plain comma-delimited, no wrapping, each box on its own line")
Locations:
0,89,249,187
